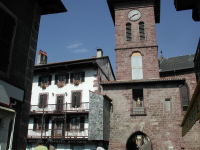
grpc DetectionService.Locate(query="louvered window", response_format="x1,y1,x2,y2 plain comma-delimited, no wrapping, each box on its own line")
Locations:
139,22,145,40
0,4,17,74
126,23,132,41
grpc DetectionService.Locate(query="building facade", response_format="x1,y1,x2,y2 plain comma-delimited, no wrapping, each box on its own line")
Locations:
27,50,115,150
101,0,200,149
0,1,66,150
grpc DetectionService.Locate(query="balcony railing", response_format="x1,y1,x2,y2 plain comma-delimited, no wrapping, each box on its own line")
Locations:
27,127,88,139
30,102,89,113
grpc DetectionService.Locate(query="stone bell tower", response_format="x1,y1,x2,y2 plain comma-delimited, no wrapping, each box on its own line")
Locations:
107,0,160,80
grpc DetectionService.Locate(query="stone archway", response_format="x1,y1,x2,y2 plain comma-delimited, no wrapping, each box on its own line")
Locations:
126,131,153,150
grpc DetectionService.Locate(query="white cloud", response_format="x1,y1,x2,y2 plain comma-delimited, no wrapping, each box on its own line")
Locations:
72,49,89,53
67,43,82,49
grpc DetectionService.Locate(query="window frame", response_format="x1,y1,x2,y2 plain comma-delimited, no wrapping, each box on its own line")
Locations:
70,71,85,84
131,52,143,80
38,74,52,87
71,90,82,108
55,73,69,86
164,98,172,112
38,93,48,108
0,2,18,77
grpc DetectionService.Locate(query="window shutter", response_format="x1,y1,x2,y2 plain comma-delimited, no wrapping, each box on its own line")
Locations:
81,72,85,82
66,73,69,84
76,92,81,107
66,116,70,131
51,121,55,137
33,118,37,131
55,74,58,85
62,120,65,137
45,117,49,131
70,73,74,83
43,94,47,108
60,96,63,110
0,8,16,73
80,116,85,131
180,84,189,111
49,75,52,85
56,96,59,111
38,76,41,86
39,95,43,108
72,92,76,108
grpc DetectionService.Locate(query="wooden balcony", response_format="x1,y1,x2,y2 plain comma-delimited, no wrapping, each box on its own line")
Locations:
30,102,89,114
27,126,88,139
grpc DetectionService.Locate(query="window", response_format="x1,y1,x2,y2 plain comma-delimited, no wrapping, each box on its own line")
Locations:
38,75,52,86
33,117,49,131
131,52,143,80
165,99,171,111
56,95,64,111
39,94,47,108
126,23,132,41
70,72,85,84
139,22,145,40
55,73,69,85
0,2,17,75
180,84,190,111
69,116,85,131
72,91,81,108
132,89,146,115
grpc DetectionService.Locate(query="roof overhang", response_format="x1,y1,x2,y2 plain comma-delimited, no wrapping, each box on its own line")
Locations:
36,0,67,15
174,0,200,21
106,0,160,24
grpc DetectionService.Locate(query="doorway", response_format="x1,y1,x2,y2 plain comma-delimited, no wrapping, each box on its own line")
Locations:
126,131,152,150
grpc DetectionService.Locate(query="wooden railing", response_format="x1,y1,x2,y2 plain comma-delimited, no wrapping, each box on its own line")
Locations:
30,102,89,113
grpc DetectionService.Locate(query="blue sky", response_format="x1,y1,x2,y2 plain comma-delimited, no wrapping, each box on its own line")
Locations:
36,0,200,75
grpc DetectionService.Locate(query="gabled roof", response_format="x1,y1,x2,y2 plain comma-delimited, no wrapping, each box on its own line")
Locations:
159,54,195,72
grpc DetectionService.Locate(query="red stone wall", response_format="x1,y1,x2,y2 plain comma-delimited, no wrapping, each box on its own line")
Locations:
114,2,160,80
103,83,200,150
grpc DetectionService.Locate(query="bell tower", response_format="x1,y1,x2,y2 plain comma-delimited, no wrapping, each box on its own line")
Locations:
107,0,160,80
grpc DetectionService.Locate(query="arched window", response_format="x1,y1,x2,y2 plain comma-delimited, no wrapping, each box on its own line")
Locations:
131,52,143,79
139,22,145,40
126,23,132,41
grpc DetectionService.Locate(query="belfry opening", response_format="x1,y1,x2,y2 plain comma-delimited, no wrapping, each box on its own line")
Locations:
126,131,152,150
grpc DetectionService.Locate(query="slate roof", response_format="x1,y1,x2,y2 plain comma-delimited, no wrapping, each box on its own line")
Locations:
159,54,195,72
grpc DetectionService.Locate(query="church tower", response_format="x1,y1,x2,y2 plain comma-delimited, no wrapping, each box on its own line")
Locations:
107,0,160,80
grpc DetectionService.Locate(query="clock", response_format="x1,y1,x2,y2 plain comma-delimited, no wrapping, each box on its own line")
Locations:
128,10,141,21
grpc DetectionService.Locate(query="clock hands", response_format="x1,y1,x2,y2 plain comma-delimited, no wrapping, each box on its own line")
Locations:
130,13,138,19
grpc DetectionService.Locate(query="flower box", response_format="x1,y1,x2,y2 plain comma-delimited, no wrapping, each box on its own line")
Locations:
74,80,79,85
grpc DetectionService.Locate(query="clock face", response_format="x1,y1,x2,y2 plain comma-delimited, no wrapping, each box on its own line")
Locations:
128,10,141,21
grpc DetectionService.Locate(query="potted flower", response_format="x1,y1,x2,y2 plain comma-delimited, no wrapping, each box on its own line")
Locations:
57,83,64,88
74,80,79,85
41,84,46,89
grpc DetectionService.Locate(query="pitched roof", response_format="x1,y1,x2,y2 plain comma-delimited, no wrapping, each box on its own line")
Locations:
159,54,195,72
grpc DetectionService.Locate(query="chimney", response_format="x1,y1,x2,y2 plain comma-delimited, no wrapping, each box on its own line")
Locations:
37,50,47,65
97,48,103,58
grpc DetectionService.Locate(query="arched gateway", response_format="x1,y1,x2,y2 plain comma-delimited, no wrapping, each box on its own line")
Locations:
126,131,153,150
